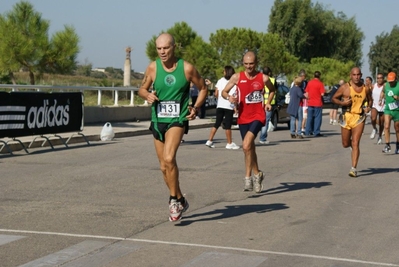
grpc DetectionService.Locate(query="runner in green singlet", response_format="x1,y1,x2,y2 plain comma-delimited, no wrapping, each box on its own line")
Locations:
138,33,208,222
378,72,399,154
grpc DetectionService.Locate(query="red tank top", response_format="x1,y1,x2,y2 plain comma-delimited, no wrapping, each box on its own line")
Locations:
237,72,266,125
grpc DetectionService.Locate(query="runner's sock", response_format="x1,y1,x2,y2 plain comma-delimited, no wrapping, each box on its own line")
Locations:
177,196,185,205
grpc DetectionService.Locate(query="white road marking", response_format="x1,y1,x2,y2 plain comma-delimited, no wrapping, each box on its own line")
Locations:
1,228,398,267
19,240,110,267
61,241,140,267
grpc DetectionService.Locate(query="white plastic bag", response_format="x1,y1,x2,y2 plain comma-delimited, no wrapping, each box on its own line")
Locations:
100,122,115,141
285,93,290,104
267,121,275,132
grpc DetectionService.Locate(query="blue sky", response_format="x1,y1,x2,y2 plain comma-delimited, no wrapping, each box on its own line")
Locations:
1,0,397,79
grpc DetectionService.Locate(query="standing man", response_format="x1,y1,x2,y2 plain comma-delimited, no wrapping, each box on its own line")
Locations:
298,70,308,135
329,80,345,125
379,72,399,154
370,73,385,144
221,51,275,193
259,66,276,144
305,71,325,137
138,33,208,221
331,67,372,177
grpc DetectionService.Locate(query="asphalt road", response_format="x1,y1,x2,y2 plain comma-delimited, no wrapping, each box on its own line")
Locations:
1,115,399,267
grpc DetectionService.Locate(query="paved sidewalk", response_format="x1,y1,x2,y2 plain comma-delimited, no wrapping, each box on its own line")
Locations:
0,118,215,154
85,117,215,139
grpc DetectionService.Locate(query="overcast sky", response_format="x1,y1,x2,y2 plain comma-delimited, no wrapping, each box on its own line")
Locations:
1,0,397,79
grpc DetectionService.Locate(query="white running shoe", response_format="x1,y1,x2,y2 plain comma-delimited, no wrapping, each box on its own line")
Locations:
370,129,376,139
259,140,270,145
168,198,189,222
382,144,391,153
243,177,253,191
377,137,382,144
226,142,240,149
205,140,215,148
348,167,357,178
253,171,264,193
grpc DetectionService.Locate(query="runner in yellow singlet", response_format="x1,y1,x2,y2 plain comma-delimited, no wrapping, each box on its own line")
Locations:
331,67,373,177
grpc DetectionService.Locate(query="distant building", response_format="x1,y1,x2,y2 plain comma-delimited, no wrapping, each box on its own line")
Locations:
92,68,106,72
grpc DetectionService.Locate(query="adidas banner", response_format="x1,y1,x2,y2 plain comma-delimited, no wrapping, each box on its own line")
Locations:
0,92,84,138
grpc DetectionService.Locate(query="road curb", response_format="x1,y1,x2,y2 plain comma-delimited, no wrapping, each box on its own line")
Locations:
1,122,215,154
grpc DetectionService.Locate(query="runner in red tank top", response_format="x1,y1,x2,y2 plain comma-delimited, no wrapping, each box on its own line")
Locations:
236,71,266,125
221,51,275,193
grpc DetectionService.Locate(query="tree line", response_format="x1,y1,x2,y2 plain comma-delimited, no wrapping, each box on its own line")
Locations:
1,0,398,85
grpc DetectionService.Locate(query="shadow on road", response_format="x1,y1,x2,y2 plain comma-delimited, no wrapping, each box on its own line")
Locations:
249,182,332,197
176,203,288,226
359,167,399,177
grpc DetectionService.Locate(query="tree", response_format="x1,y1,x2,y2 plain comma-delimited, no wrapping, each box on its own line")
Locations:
0,1,80,84
145,22,219,81
368,25,399,77
209,28,262,70
0,71,11,84
145,21,198,61
328,12,363,66
182,36,220,81
297,57,354,86
258,33,299,76
40,25,80,75
75,59,93,77
268,0,363,65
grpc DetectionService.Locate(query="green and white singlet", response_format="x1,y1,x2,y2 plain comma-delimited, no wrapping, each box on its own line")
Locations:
151,58,190,124
384,81,399,112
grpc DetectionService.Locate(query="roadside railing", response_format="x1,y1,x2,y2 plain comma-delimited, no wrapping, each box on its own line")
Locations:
0,84,140,106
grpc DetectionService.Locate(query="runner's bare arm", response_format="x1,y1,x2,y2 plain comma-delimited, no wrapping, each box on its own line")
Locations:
378,85,386,104
332,83,351,106
365,87,373,109
138,62,158,104
221,73,239,100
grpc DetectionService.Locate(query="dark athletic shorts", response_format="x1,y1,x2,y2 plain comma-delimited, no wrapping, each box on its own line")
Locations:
331,103,339,110
214,108,234,129
238,120,263,140
372,107,384,116
150,121,189,142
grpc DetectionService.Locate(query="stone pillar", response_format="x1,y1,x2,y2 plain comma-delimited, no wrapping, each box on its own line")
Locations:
124,47,132,86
